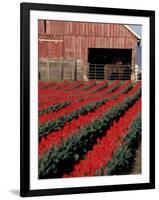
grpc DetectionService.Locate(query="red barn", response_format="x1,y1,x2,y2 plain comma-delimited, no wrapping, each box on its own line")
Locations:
38,20,140,81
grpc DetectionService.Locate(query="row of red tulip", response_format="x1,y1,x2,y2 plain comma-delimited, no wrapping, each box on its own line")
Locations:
39,80,95,100
39,81,57,90
39,80,71,97
63,98,141,178
39,80,112,112
39,82,140,158
39,81,131,125
39,81,97,105
39,81,97,111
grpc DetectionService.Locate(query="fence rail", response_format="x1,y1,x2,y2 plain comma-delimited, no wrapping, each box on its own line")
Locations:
39,59,141,81
88,64,133,80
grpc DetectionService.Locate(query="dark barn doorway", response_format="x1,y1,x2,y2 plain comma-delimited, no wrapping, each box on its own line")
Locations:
88,48,132,80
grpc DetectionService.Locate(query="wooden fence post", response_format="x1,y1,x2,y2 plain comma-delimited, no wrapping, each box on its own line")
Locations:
47,59,49,80
61,61,64,80
74,60,77,81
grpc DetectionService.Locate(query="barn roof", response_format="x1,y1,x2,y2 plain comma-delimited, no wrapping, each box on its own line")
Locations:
123,25,141,40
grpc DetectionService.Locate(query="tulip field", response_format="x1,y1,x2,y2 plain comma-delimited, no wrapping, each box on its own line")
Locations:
38,80,141,179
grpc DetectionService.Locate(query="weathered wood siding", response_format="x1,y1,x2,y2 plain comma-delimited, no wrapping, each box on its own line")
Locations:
38,20,137,67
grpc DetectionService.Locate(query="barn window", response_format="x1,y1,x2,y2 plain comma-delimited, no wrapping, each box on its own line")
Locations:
88,48,132,80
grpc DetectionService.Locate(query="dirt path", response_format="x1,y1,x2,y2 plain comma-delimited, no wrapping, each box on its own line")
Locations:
131,143,141,174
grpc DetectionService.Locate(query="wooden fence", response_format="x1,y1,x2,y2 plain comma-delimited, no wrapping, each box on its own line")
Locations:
39,58,83,80
39,58,140,81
